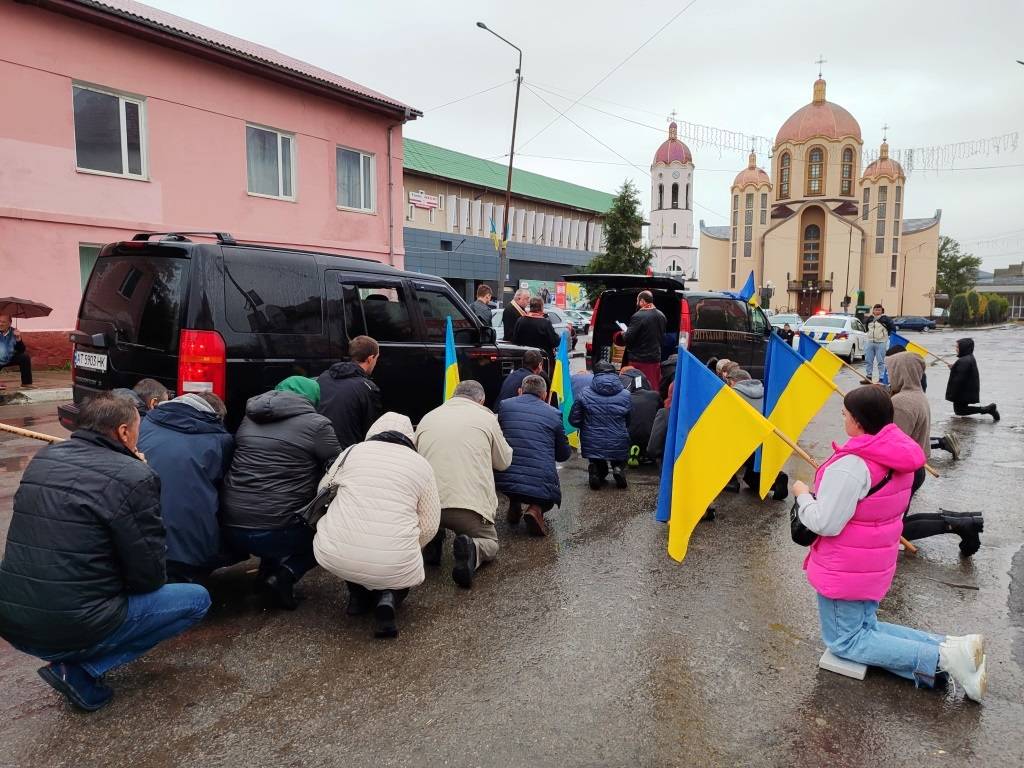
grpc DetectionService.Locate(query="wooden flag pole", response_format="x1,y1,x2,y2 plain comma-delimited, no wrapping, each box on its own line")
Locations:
769,425,919,554
0,422,65,444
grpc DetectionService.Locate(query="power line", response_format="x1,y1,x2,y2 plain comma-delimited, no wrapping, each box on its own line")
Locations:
424,79,514,112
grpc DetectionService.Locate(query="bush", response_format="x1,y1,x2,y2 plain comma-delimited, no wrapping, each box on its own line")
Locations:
949,293,970,326
966,291,980,319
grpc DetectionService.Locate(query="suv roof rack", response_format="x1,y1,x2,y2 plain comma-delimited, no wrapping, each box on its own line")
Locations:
132,232,237,245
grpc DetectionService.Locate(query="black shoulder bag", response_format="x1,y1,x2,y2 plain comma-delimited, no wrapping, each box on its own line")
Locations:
296,446,354,531
790,470,894,547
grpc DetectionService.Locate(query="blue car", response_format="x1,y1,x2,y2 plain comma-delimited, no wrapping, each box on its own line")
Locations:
892,315,936,332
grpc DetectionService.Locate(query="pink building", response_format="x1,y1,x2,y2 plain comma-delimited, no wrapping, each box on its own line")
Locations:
0,0,419,364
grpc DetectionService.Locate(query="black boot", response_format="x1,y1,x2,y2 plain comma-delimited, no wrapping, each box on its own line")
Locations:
422,528,445,567
452,534,478,589
374,591,399,639
588,463,605,490
772,472,789,502
612,464,628,489
941,511,984,557
985,403,1000,422
264,568,299,611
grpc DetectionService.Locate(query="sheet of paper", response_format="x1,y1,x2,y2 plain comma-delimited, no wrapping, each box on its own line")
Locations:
616,321,628,333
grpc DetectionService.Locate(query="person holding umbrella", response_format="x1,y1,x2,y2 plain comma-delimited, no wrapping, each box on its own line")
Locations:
0,314,33,389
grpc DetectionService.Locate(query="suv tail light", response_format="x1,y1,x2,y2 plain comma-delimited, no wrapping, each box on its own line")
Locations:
178,329,226,398
836,331,849,340
678,298,692,349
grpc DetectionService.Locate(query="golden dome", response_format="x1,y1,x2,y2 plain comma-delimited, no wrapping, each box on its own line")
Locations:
732,151,770,188
775,79,862,147
862,140,905,181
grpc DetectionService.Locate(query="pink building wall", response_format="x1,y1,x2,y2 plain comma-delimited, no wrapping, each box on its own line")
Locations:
0,1,409,351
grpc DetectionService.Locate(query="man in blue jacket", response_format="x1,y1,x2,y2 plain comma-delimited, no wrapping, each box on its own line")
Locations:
570,361,632,490
495,375,572,537
139,392,235,583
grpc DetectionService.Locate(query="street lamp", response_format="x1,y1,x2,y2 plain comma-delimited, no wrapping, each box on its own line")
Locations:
477,21,522,305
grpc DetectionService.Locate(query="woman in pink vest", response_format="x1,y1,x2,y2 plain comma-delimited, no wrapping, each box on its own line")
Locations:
792,385,988,702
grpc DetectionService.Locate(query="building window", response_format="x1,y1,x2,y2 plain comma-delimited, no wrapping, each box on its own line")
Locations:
671,183,679,208
760,193,768,225
672,222,677,236
862,187,870,220
731,242,737,259
730,273,736,289
438,195,445,210
336,147,375,211
892,236,899,253
246,124,294,199
73,84,147,179
779,153,791,199
806,146,825,196
875,237,884,254
876,218,886,238
406,205,414,222
440,239,453,252
744,241,752,258
802,224,821,281
894,185,902,222
841,147,854,195
685,183,691,210
876,185,887,220
658,184,664,210
428,208,435,224
890,255,898,288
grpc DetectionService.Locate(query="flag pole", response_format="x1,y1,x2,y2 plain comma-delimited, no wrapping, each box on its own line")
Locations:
0,422,64,444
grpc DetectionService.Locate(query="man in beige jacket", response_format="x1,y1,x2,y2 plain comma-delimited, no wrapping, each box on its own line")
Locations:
416,380,514,588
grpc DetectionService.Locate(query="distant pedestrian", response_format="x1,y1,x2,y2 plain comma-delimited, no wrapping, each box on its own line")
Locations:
313,413,440,638
318,335,384,448
622,290,666,391
139,392,235,583
0,314,32,387
512,297,560,368
0,392,209,712
471,284,494,328
496,349,545,409
570,361,632,490
945,338,999,421
862,303,895,383
417,380,513,588
495,375,572,537
221,377,341,609
502,288,530,341
777,323,795,345
793,385,987,702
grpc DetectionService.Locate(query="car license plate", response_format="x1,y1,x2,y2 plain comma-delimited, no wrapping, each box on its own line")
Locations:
74,350,108,372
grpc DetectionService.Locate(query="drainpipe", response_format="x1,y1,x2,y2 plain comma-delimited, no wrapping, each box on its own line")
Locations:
386,108,413,266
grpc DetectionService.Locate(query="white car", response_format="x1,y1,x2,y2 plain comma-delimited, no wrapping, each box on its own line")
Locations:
798,314,867,361
769,313,804,332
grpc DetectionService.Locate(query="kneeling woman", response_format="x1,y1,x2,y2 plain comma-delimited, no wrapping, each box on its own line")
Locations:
793,385,988,702
313,413,440,638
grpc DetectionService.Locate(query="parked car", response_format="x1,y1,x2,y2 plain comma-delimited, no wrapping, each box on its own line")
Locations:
563,273,774,379
892,315,936,332
768,313,804,332
559,307,591,335
798,314,867,361
61,232,531,430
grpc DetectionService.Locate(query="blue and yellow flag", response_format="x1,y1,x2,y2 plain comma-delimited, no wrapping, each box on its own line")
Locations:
443,315,460,401
489,215,508,252
889,331,929,359
758,334,840,498
655,347,775,562
798,333,844,382
549,330,581,449
739,270,756,305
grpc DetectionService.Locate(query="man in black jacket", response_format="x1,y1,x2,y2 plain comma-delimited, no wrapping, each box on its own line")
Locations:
622,290,667,391
502,288,530,341
945,337,999,421
470,284,495,328
495,349,545,409
318,335,383,448
0,393,210,712
512,297,561,369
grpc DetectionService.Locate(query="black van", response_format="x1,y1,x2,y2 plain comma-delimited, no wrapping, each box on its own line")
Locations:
564,274,773,378
60,232,530,429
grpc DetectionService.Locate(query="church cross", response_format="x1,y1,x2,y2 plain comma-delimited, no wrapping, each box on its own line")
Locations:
668,108,679,123
882,123,890,141
815,55,827,78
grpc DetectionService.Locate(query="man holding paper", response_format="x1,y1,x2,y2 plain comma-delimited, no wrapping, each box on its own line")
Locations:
622,291,667,391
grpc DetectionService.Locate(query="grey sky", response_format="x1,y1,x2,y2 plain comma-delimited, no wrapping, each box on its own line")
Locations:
147,0,1024,269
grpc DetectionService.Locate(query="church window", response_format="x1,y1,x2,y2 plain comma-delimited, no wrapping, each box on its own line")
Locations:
730,272,736,289
801,224,821,281
732,242,737,260
876,218,886,238
894,185,902,221
685,183,691,210
760,193,768,225
779,153,791,199
671,183,679,208
658,184,664,210
744,240,752,258
875,237,884,254
806,147,825,196
672,223,677,236
744,195,753,257
841,147,854,195
892,237,899,253
890,254,898,288
877,185,887,219
862,188,870,220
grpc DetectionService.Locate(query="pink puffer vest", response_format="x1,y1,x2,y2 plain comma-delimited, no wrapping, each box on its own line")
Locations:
803,423,925,602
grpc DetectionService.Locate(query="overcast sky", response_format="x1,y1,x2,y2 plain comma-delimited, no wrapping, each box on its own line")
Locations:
148,0,1024,270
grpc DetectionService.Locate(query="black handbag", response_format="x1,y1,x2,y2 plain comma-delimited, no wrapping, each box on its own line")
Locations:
790,470,894,547
296,447,354,530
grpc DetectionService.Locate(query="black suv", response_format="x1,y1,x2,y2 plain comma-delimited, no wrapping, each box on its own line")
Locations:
61,232,530,429
565,274,773,378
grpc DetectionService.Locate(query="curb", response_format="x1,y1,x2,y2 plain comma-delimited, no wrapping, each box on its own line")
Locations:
0,388,72,406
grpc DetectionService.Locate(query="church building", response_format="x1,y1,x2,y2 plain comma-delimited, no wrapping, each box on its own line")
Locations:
649,122,698,278
696,78,940,316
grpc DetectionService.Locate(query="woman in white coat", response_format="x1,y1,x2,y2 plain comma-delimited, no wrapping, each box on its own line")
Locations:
313,412,440,638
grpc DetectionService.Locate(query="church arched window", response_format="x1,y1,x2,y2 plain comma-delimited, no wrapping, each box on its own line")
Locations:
685,183,690,210
802,224,821,281
779,153,791,199
658,184,664,210
806,147,825,196
671,183,679,209
841,147,854,196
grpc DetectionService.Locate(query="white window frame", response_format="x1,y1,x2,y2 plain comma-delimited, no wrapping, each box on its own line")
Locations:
407,204,415,222
246,123,296,201
428,207,435,224
72,82,148,181
336,145,376,213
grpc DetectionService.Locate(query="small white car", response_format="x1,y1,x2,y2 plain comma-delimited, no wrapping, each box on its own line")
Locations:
798,314,867,361
769,313,804,333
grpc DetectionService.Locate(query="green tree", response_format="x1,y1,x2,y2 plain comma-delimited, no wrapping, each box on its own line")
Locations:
966,290,980,320
936,236,982,298
949,293,970,326
584,180,652,296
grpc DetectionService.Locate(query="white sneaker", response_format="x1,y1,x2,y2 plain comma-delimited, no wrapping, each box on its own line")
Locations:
939,641,988,703
945,634,985,671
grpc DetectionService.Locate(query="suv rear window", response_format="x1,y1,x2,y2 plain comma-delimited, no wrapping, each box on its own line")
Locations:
224,250,323,334
688,297,748,331
81,256,188,350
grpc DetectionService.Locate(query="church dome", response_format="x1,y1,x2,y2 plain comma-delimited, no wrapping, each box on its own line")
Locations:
733,151,770,188
654,122,693,165
774,79,861,147
862,140,905,180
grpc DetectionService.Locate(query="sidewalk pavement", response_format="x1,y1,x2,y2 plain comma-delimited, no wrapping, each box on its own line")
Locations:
0,369,72,406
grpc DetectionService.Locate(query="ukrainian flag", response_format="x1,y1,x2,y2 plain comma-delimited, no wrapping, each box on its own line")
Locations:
443,315,460,401
549,330,580,449
758,334,839,498
489,215,508,252
655,347,775,562
889,331,929,359
797,333,844,382
739,270,756,305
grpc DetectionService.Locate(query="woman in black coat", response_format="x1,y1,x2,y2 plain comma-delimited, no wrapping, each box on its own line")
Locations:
944,338,999,421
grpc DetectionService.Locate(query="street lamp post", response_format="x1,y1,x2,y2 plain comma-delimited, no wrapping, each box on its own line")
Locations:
477,22,522,305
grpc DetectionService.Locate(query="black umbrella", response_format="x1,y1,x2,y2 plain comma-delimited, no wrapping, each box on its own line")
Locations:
0,297,53,319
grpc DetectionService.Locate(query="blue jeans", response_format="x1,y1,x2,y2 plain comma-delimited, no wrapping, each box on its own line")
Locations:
816,594,943,687
864,341,887,382
19,584,210,678
223,524,317,581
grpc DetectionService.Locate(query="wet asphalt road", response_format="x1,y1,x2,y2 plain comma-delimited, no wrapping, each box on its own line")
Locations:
0,327,1021,768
